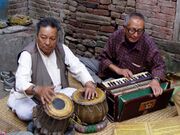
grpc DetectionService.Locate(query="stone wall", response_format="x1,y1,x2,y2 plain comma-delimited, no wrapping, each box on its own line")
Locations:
136,0,176,40
156,39,180,74
0,29,34,71
4,0,180,72
28,0,68,22
27,0,177,58
8,0,28,15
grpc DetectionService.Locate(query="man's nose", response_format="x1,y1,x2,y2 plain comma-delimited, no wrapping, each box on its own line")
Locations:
45,39,50,45
133,32,139,37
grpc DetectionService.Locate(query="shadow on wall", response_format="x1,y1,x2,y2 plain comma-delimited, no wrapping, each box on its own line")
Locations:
160,49,180,78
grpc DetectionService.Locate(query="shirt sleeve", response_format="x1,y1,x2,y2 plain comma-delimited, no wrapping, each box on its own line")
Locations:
63,45,94,85
15,51,34,92
146,38,166,80
98,35,114,71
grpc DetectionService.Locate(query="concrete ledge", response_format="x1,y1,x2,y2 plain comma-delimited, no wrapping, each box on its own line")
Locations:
0,29,35,71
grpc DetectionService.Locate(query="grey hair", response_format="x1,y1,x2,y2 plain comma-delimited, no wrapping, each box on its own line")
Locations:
36,17,64,44
124,12,145,26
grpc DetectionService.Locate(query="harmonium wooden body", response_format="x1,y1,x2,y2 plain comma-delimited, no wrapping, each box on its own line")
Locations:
98,72,174,122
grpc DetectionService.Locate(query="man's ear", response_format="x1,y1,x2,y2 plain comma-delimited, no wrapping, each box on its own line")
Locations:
123,25,126,32
35,34,38,42
123,25,127,31
57,34,60,43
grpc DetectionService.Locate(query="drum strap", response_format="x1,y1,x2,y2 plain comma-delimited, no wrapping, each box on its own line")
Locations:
31,97,40,105
72,117,108,133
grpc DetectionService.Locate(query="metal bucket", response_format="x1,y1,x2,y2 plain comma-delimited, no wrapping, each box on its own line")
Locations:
0,0,9,20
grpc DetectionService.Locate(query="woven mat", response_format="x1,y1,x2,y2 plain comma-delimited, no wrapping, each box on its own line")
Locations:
0,74,178,134
121,105,177,123
0,96,177,135
75,105,177,135
114,116,180,135
0,74,82,134
0,96,27,133
68,72,83,90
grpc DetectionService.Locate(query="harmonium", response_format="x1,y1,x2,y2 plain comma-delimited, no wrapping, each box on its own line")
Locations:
98,72,174,122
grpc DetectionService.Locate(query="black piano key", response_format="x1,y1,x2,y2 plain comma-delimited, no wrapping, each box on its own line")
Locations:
117,81,121,84
102,72,152,90
112,82,116,86
108,82,111,87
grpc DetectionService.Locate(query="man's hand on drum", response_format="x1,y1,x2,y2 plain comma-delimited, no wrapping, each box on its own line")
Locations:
84,81,98,100
33,86,55,104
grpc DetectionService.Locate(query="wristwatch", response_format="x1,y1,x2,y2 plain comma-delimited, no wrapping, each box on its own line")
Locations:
153,77,160,82
31,85,36,96
86,81,96,88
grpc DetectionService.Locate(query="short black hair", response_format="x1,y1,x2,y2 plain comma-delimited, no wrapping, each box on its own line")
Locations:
124,12,145,26
36,17,61,34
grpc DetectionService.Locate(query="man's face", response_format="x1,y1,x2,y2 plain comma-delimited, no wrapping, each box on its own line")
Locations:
124,17,145,43
37,26,58,56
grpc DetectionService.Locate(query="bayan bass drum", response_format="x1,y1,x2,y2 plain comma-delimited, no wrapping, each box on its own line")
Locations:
33,93,74,135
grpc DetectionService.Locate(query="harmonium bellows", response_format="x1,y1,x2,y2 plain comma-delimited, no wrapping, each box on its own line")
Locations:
98,72,174,122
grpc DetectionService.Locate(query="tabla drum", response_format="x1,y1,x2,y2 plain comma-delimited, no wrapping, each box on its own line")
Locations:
33,93,74,135
72,88,108,125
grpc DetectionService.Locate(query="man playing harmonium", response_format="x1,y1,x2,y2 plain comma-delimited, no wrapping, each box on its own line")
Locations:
80,12,165,97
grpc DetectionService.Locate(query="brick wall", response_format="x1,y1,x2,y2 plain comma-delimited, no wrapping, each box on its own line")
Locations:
136,0,176,40
7,0,178,58
63,0,177,58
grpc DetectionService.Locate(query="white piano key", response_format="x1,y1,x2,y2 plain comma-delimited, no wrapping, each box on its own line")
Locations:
102,71,151,88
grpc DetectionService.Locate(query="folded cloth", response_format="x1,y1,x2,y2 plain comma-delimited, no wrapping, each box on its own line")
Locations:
54,87,77,98
8,131,33,135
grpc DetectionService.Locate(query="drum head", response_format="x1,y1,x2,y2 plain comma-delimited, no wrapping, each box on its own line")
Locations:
72,88,105,105
45,93,74,120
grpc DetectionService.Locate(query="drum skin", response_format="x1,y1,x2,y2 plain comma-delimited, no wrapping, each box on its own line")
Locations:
72,88,108,124
33,93,74,135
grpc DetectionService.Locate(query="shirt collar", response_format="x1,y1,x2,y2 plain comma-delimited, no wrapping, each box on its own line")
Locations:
36,43,55,58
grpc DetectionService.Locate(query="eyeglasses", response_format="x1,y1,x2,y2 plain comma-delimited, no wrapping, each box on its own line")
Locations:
124,26,144,35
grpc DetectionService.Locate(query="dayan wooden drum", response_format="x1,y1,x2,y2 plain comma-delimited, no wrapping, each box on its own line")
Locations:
72,88,108,133
33,93,74,135
72,88,108,125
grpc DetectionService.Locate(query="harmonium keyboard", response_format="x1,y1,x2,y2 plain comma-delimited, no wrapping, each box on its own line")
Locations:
98,72,174,122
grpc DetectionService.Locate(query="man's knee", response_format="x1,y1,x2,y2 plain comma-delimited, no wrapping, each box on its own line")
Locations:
79,56,99,70
15,106,34,121
16,110,33,121
173,91,180,102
